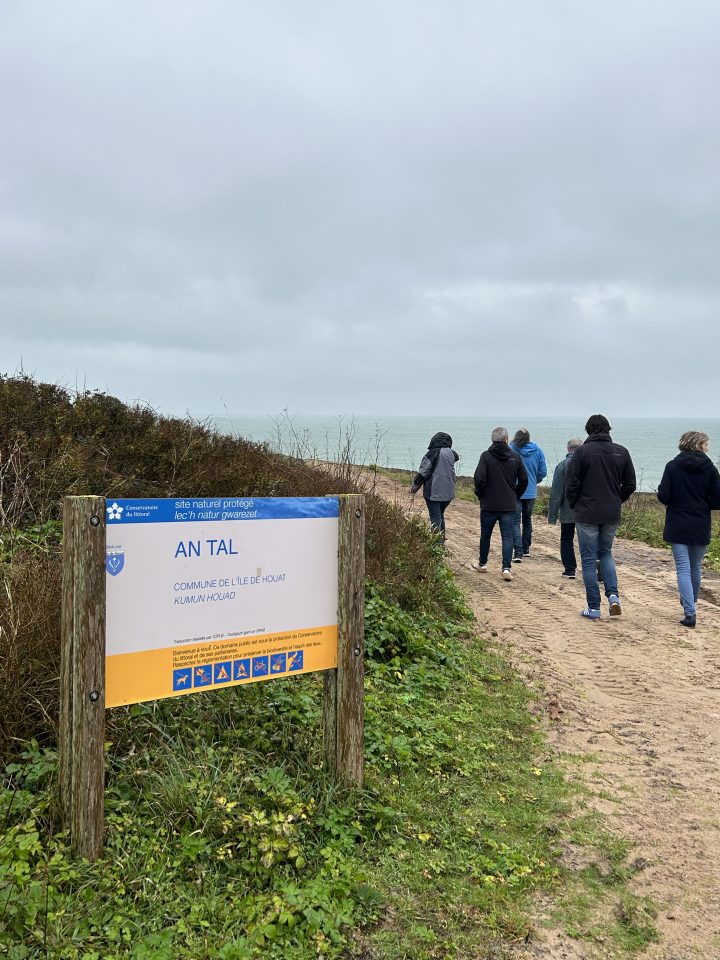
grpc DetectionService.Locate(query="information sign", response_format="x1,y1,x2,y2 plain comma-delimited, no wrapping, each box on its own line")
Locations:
105,496,339,707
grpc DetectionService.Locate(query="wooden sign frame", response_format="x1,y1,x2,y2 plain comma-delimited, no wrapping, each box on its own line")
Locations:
59,493,365,859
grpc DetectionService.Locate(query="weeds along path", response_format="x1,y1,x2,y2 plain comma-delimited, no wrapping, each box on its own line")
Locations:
372,474,720,960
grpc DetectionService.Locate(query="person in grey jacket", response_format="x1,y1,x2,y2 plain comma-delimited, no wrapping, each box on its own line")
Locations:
410,432,459,541
547,437,583,578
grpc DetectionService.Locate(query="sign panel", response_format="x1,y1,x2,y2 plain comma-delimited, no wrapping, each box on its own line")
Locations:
105,497,339,707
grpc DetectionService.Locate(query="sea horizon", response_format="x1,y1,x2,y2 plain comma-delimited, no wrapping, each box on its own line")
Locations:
218,414,720,493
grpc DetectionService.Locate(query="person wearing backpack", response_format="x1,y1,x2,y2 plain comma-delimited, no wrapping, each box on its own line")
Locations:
410,431,459,541
657,430,720,628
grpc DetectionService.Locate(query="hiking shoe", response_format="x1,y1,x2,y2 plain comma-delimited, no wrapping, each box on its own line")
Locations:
502,568,513,582
512,555,523,563
523,551,531,557
581,608,601,621
680,615,696,628
608,594,622,616
562,571,576,579
471,561,488,572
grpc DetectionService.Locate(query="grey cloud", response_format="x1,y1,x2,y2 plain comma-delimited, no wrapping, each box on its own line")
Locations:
1,0,720,415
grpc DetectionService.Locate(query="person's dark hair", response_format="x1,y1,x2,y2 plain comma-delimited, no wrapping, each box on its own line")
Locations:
585,414,611,435
512,428,530,448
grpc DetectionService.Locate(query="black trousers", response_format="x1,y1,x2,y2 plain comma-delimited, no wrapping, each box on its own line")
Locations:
560,522,577,574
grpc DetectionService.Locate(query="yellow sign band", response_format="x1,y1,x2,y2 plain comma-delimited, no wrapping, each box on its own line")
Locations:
105,624,338,707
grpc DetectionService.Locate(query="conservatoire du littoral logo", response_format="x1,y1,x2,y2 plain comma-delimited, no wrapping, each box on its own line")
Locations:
106,502,124,521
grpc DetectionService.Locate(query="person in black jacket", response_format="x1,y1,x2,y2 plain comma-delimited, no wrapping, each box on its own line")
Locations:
564,414,636,620
472,427,528,580
657,430,720,628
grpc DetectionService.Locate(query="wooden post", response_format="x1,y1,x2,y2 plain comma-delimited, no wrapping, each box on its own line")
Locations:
324,494,365,786
59,496,106,859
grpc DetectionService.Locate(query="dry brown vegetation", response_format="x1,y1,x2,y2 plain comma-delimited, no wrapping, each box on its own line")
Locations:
0,375,442,761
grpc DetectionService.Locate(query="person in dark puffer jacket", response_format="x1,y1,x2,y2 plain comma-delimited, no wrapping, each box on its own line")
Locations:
471,427,528,580
657,430,720,628
410,431,459,541
564,414,636,620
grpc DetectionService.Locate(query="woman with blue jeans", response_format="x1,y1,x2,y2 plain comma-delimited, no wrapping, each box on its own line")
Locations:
657,431,720,628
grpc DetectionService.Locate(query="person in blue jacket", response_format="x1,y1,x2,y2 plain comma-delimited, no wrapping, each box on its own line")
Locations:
510,429,547,561
657,430,720,628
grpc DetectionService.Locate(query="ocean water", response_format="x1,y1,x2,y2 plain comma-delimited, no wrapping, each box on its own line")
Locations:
218,415,720,493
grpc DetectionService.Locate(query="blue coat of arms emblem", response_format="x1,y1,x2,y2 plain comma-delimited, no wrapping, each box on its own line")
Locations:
106,552,125,576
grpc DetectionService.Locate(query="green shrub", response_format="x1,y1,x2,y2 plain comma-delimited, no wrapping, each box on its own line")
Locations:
0,375,452,762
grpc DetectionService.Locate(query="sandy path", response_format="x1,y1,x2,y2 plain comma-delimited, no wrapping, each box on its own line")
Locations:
374,475,720,960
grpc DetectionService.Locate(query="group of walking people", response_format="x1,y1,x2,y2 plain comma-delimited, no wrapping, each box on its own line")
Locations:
411,416,720,628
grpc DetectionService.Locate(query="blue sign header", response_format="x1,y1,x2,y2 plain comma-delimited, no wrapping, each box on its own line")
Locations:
105,496,340,525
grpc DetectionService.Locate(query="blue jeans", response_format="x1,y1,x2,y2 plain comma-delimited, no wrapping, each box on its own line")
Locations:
576,522,619,609
479,509,515,569
670,543,706,618
513,498,535,556
426,499,450,539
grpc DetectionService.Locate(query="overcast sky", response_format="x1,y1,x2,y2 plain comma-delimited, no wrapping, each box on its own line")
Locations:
1,1,718,419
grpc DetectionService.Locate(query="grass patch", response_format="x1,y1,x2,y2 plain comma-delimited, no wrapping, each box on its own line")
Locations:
0,573,655,959
616,496,666,551
355,587,658,959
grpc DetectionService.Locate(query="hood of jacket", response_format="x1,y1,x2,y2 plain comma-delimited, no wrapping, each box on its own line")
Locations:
488,441,513,460
585,432,612,444
674,450,715,474
428,432,453,449
513,440,541,459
